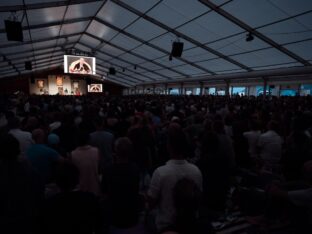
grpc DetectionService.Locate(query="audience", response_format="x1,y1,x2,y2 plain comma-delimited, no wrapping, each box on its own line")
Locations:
0,93,311,234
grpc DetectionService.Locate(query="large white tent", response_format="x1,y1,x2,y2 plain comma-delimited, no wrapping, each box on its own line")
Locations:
0,0,312,87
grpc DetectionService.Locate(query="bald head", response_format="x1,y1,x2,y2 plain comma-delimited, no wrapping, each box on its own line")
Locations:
32,128,45,144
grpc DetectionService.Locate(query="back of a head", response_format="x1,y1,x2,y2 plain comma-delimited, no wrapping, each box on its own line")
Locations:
115,137,133,161
76,128,90,147
0,133,20,161
47,133,60,146
55,162,79,192
7,116,20,130
32,128,45,144
303,160,312,184
167,123,187,158
267,120,279,133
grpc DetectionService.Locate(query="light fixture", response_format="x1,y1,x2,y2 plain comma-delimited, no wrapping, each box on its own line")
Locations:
122,68,125,72
169,54,172,61
246,32,254,42
134,65,137,70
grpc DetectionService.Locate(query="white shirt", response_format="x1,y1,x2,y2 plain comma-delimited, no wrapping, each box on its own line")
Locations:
258,130,282,164
9,128,33,157
148,159,202,231
243,130,261,158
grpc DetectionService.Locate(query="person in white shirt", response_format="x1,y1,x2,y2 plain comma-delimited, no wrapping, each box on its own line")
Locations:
243,120,261,159
8,116,33,158
148,123,202,232
258,121,282,171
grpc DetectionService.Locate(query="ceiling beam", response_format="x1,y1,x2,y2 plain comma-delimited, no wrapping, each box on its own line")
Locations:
143,66,312,85
78,42,161,81
97,66,136,86
85,32,188,78
0,32,81,49
111,0,252,72
0,16,92,34
94,17,215,75
0,0,102,12
199,0,311,66
80,37,167,81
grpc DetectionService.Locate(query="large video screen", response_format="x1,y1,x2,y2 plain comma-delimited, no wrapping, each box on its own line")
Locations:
64,55,96,75
88,84,103,93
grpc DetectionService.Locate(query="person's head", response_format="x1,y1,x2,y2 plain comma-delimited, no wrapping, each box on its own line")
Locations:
114,137,133,162
303,160,312,185
7,116,20,130
249,120,260,131
76,128,90,146
213,120,225,134
47,133,60,146
167,123,188,159
55,162,79,192
0,133,20,161
32,128,45,144
94,116,105,130
267,120,279,133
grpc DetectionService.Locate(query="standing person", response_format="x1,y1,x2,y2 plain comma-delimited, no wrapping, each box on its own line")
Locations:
39,162,101,234
258,121,282,172
148,123,202,233
27,129,62,184
243,120,261,159
71,129,101,196
8,116,33,158
89,117,114,170
0,134,44,234
101,137,140,229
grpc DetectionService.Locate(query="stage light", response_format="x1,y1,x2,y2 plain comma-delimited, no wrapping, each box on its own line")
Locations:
169,54,172,61
134,65,137,70
246,32,254,42
122,68,125,72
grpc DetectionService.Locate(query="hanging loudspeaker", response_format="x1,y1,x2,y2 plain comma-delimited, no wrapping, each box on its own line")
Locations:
171,42,184,57
25,61,32,70
109,67,116,75
5,20,23,42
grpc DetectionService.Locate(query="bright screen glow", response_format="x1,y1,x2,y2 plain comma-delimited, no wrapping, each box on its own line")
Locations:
88,84,102,93
64,55,96,75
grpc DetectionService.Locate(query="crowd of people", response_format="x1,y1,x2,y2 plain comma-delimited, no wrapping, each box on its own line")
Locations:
0,93,311,234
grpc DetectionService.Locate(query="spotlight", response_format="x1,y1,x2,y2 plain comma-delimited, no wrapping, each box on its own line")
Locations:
169,54,172,61
134,65,137,70
246,32,254,42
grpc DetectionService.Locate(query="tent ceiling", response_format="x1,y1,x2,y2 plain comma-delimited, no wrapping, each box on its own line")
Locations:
0,0,311,86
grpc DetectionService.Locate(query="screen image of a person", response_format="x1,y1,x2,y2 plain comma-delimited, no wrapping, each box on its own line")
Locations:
69,58,92,74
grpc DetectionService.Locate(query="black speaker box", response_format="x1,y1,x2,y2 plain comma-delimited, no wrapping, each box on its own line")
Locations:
109,67,116,75
5,20,23,42
25,61,32,70
86,78,91,85
171,42,184,57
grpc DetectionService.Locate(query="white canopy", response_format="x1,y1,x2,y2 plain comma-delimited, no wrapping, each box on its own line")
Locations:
0,0,311,87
